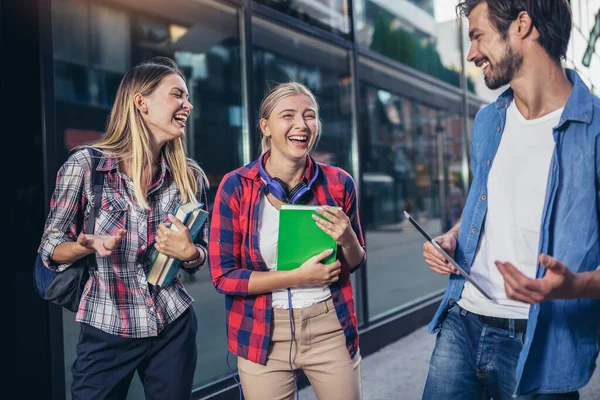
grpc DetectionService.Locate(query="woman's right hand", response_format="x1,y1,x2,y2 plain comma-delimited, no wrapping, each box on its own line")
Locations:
77,229,127,257
296,248,342,286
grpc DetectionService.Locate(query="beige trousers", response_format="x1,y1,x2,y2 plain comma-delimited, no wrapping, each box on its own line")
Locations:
238,298,362,400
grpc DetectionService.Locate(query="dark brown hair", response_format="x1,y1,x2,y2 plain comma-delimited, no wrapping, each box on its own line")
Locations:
457,0,572,61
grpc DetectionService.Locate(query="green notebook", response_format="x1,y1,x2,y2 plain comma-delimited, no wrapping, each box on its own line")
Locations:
276,204,339,271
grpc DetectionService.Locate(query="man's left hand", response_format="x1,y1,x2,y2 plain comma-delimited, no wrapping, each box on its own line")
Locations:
495,254,579,303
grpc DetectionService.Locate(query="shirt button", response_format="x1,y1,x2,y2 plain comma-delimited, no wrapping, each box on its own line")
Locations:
481,195,487,200
463,259,468,264
109,206,114,211
497,126,501,132
487,160,491,166
472,228,477,233
140,245,146,250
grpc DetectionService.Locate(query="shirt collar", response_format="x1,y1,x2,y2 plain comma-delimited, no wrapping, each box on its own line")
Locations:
239,151,316,184
495,69,593,126
95,149,169,181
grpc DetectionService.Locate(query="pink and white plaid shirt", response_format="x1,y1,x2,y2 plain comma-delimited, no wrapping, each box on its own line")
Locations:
39,148,208,338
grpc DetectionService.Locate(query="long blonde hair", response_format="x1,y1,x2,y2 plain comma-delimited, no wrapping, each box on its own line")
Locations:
259,82,322,155
92,57,206,209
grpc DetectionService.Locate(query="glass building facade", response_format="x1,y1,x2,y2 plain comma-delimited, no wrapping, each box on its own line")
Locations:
7,0,600,398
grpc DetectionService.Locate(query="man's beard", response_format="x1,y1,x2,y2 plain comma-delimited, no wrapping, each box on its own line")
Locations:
484,43,523,89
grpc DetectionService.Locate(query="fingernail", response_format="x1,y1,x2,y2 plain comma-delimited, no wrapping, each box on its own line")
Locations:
326,248,333,254
315,207,323,212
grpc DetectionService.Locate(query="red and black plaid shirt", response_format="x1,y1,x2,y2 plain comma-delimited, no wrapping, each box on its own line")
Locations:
209,155,365,365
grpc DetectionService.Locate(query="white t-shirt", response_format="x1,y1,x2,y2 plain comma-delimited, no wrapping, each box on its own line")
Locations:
257,194,331,309
458,103,563,319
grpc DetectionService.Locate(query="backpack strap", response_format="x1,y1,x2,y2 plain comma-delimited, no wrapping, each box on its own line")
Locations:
84,147,105,271
85,147,105,236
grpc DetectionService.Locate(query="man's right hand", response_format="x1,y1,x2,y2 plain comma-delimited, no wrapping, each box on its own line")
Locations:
423,234,458,275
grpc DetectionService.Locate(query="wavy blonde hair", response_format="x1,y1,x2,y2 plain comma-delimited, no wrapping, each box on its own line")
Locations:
259,82,322,155
91,57,206,209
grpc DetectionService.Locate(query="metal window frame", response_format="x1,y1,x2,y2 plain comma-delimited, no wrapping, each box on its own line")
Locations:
38,0,69,398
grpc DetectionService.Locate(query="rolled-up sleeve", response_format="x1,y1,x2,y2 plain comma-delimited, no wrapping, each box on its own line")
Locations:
181,172,210,276
38,154,89,271
208,173,253,296
343,172,366,272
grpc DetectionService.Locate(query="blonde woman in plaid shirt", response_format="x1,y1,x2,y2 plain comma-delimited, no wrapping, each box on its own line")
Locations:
39,57,208,400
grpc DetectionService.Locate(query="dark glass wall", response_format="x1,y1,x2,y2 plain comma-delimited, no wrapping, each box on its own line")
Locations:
255,0,351,36
50,0,245,397
252,17,354,171
22,0,493,397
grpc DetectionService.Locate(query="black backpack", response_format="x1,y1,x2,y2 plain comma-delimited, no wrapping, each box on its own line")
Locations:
33,148,105,312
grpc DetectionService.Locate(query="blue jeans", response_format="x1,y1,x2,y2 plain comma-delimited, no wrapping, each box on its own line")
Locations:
423,304,579,400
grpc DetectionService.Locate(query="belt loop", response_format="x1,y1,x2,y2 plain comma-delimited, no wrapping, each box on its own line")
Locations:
508,319,515,338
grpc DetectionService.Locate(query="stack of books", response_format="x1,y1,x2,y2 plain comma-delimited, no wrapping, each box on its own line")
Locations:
147,201,208,287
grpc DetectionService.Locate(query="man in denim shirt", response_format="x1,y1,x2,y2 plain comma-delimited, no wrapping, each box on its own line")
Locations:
422,0,600,399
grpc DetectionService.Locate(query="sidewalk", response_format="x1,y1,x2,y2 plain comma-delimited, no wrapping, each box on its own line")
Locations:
299,325,600,400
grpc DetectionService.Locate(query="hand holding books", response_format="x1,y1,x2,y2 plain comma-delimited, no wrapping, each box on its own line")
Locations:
155,214,199,261
276,205,339,271
147,201,209,287
294,248,342,286
312,205,360,249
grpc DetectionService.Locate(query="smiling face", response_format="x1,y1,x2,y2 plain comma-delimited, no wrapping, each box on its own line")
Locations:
260,94,319,162
466,3,523,89
136,73,193,146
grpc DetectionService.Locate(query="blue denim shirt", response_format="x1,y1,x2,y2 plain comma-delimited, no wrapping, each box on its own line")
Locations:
428,69,600,396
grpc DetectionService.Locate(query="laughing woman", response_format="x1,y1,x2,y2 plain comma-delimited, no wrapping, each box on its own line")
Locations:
38,57,208,399
209,82,366,400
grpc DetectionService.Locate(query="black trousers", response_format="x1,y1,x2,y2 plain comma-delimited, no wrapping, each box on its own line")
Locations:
71,307,198,400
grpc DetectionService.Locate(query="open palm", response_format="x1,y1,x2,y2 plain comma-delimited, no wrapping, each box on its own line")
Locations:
496,254,576,304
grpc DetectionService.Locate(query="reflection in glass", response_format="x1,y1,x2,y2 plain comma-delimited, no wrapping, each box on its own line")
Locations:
252,18,354,173
356,0,475,92
360,79,465,320
256,0,350,35
52,0,243,396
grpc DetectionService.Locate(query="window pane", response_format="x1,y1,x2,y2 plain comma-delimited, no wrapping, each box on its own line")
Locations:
52,0,90,65
90,4,131,73
256,0,350,35
359,68,466,319
565,1,600,93
252,17,354,173
356,0,474,92
52,0,243,396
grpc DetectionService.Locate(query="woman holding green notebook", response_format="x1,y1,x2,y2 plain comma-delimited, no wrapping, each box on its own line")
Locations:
209,82,366,400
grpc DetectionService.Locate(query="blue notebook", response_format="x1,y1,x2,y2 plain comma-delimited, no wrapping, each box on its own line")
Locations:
147,201,208,286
